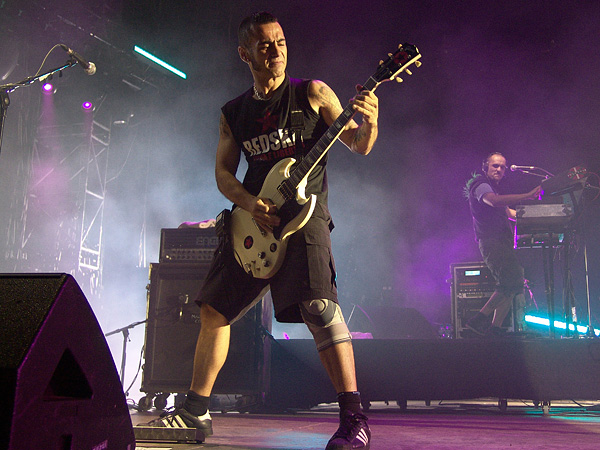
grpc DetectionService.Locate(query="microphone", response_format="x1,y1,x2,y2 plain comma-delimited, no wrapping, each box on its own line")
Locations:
510,165,536,171
60,45,96,75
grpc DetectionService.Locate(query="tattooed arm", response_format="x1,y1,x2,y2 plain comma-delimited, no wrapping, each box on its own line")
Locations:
307,80,378,155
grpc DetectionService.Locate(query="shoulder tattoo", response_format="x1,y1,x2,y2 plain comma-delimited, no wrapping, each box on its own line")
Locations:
311,84,336,109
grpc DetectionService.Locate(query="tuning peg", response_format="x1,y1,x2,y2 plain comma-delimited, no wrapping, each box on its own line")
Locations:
405,69,412,76
415,61,422,68
398,44,403,48
379,60,384,65
396,77,403,83
388,53,393,57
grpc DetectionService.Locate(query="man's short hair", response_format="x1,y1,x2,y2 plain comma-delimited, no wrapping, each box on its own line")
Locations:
238,11,278,49
482,152,505,172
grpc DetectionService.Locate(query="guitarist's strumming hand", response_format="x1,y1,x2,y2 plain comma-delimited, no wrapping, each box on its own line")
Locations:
249,197,281,232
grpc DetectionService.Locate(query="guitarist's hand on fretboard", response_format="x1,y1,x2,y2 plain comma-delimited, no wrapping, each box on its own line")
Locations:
350,84,379,126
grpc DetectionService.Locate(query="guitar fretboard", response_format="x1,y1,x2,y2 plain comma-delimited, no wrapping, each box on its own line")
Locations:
277,76,380,200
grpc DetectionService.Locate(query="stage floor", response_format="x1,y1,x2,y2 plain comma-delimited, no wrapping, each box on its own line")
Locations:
131,399,600,449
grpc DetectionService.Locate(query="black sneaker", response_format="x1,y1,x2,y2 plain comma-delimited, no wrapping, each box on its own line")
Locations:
145,407,213,436
326,411,370,450
465,312,491,336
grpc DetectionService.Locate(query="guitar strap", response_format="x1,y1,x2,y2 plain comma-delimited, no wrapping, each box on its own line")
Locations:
289,79,305,160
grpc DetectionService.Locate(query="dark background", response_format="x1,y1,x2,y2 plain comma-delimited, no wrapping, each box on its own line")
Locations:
1,0,599,395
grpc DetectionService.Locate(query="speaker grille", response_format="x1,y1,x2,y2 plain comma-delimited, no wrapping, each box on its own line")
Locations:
141,263,271,396
0,274,67,368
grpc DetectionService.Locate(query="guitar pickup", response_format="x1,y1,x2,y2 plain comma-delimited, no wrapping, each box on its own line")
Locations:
251,218,270,237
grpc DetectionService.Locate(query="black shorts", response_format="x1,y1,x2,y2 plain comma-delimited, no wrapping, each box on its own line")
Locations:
478,236,524,296
196,215,338,324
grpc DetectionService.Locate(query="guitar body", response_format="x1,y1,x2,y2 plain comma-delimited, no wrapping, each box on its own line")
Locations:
230,157,316,279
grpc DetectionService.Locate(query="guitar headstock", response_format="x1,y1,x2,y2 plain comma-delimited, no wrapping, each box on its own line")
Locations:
373,43,421,86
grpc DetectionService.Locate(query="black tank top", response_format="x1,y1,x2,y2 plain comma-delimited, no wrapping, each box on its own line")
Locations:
222,76,330,212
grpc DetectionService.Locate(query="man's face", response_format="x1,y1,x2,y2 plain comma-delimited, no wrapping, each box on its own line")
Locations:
486,154,507,184
240,22,287,79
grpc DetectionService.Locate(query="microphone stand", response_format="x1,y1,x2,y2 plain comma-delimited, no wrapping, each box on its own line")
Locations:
537,168,555,178
581,183,600,338
0,59,79,158
515,167,555,337
516,170,552,179
105,319,147,387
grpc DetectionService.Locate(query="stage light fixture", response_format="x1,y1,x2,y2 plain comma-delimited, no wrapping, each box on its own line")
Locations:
524,314,600,336
133,45,187,79
42,82,56,94
81,101,94,111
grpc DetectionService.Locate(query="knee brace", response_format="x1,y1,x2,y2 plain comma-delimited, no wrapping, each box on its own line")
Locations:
300,299,351,352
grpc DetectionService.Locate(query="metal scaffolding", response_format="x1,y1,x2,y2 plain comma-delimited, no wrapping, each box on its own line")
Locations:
77,119,110,297
4,116,110,301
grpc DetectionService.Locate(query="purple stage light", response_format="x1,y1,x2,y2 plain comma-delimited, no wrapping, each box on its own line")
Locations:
81,101,93,110
42,83,54,94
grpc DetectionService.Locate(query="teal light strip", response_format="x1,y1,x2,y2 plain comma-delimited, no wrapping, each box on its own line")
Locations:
133,45,187,79
524,314,600,336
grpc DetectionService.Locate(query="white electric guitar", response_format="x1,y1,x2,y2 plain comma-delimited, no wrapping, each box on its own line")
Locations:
230,43,422,278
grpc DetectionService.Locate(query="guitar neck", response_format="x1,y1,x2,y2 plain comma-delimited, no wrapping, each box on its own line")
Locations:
283,76,380,193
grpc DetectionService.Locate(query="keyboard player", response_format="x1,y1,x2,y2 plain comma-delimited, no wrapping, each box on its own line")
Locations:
463,152,541,336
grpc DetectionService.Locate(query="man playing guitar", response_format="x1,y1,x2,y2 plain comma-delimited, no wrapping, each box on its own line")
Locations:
149,11,381,450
